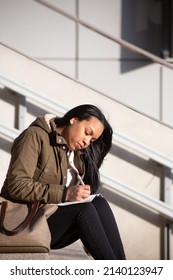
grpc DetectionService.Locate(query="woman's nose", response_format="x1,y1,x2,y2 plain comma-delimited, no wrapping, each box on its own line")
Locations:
84,136,92,147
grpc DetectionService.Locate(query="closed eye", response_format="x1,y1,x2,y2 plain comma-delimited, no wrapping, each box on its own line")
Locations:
85,128,98,143
85,129,92,136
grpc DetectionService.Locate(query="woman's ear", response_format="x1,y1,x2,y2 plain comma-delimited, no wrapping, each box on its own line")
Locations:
70,118,77,125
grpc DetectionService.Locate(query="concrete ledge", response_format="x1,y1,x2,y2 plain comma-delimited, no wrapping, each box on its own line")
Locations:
0,253,49,260
0,240,92,260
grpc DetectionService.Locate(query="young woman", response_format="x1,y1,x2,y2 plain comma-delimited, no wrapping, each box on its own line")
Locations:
1,104,126,260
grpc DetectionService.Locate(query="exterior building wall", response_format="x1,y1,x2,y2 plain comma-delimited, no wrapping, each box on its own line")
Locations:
0,0,173,126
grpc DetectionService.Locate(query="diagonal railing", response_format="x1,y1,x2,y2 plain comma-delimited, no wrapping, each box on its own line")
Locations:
35,0,173,71
1,75,173,169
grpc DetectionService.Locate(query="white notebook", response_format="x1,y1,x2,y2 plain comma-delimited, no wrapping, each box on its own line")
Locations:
52,194,102,206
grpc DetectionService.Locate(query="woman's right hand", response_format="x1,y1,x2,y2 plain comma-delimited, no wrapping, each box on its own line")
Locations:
65,184,91,202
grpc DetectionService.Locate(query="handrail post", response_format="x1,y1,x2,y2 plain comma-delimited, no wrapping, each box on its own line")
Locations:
16,93,26,131
163,166,173,259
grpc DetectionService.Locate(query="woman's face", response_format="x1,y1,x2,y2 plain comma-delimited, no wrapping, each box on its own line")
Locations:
62,116,104,151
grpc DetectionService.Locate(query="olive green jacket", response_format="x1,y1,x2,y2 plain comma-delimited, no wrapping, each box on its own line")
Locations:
1,114,84,204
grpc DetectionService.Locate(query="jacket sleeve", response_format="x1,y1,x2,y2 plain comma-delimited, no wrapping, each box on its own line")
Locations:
6,127,65,204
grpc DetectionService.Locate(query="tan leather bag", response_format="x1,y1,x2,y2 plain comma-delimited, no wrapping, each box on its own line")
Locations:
0,197,58,253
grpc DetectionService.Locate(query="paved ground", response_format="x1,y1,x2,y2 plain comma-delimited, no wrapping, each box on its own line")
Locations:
0,240,92,260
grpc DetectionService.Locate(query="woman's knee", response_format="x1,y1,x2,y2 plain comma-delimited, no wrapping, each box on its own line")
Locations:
92,195,109,209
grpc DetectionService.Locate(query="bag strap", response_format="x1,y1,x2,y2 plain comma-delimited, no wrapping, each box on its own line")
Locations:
0,201,40,236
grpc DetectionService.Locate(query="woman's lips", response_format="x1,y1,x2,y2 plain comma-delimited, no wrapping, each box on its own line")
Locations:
78,143,83,149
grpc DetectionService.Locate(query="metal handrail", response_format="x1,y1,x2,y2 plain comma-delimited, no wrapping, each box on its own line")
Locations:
0,123,19,140
1,75,173,169
101,174,173,221
0,76,67,117
35,0,173,71
113,132,173,169
1,122,173,220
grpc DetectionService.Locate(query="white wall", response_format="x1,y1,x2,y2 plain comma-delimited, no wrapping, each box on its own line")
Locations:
0,0,173,126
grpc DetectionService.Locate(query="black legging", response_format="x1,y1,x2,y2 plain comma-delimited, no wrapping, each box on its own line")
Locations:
47,196,126,260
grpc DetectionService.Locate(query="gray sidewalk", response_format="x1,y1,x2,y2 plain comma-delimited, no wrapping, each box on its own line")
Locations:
0,240,92,260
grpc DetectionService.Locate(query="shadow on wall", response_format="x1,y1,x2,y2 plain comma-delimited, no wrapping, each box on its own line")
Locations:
121,0,162,73
100,186,165,226
100,186,166,259
0,87,49,130
110,144,162,177
0,137,12,154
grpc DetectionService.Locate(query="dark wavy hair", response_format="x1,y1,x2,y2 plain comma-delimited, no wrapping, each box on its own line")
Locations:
55,104,113,193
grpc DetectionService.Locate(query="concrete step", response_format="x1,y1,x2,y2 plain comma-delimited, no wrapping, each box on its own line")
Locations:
0,240,92,260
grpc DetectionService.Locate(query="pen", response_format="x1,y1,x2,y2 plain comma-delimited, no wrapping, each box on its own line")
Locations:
68,158,85,185
77,174,85,185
